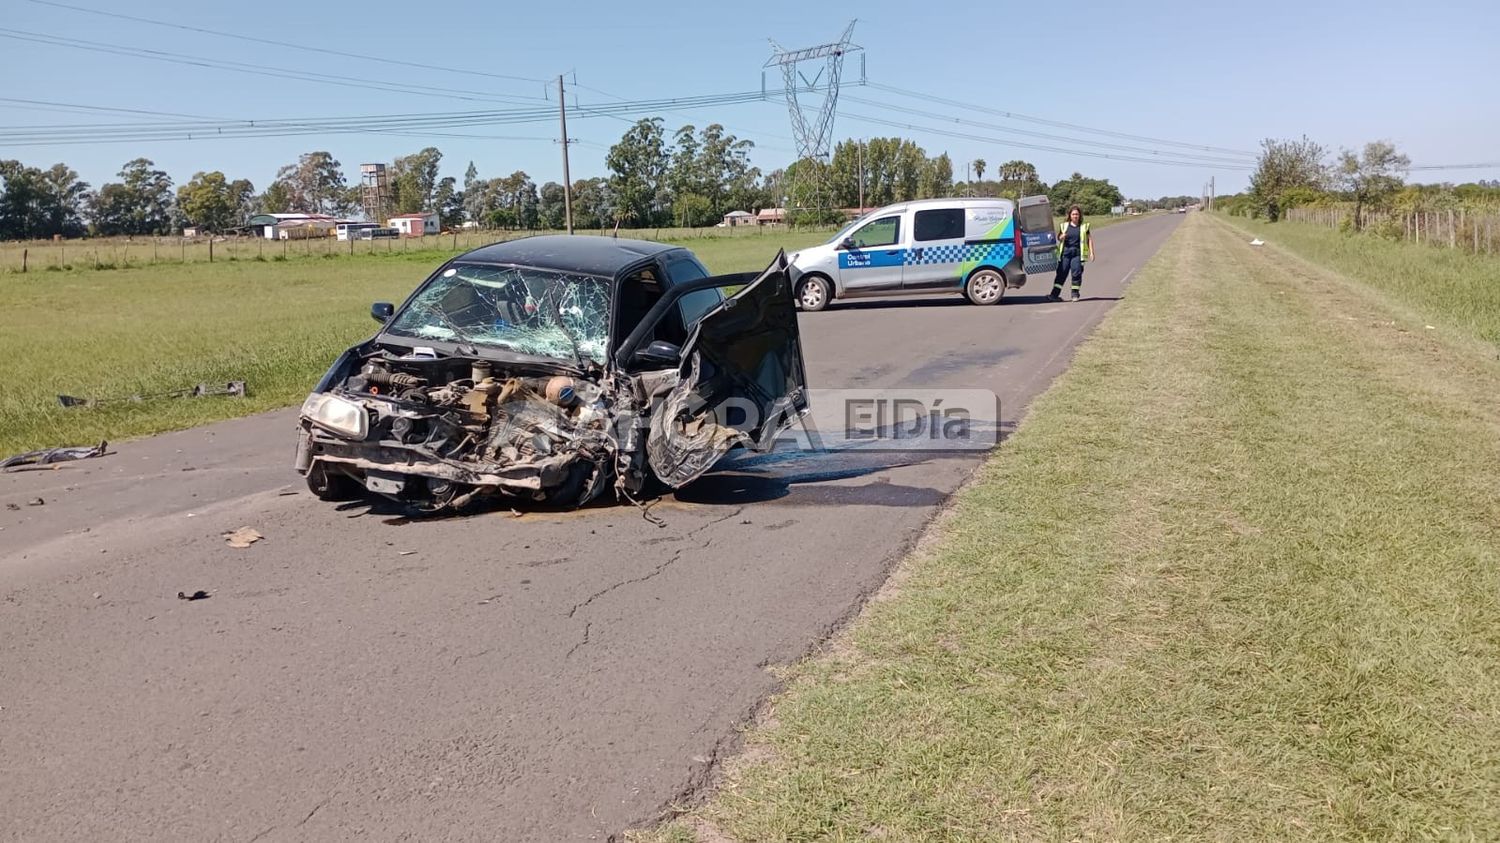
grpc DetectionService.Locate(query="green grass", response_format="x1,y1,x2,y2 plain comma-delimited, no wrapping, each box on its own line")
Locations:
0,225,834,274
1221,214,1500,345
644,213,1500,840
0,232,828,456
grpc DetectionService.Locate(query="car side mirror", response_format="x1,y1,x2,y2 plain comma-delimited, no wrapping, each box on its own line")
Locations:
371,302,395,324
840,238,856,250
633,339,682,368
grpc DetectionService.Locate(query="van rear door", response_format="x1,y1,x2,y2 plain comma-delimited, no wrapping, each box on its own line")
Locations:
1017,195,1058,275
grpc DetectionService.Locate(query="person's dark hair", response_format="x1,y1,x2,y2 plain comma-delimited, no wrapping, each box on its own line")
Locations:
1068,204,1083,222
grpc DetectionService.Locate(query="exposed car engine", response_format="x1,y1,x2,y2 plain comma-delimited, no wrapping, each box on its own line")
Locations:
300,351,628,511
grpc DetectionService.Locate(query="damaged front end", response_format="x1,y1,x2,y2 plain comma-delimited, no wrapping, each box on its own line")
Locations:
295,352,619,511
295,247,808,513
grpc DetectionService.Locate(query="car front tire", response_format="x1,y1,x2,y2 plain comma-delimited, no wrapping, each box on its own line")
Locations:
305,461,363,501
964,268,1006,305
796,275,832,312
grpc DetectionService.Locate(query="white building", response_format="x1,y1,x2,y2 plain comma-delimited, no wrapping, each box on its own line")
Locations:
721,210,756,228
388,212,440,237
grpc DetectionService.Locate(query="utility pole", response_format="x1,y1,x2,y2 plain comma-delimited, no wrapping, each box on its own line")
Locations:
1209,176,1215,212
557,75,574,234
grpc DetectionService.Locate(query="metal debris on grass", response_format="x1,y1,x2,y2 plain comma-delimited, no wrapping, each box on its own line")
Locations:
57,381,246,409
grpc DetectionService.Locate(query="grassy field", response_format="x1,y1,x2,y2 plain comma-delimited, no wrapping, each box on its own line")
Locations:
644,213,1500,840
1222,214,1500,345
0,224,818,274
0,231,828,456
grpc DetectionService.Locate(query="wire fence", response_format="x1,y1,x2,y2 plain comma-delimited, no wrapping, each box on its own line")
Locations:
0,223,816,274
1284,206,1500,256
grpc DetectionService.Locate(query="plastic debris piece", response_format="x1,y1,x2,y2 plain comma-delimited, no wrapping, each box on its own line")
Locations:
223,526,263,548
177,590,210,601
26,497,44,507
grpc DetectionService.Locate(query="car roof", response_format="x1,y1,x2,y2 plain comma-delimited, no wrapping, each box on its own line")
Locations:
454,234,681,277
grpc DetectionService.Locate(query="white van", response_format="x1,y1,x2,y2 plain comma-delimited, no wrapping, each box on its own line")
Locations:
787,196,1059,311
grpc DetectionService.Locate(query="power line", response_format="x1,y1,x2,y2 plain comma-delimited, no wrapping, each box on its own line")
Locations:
868,81,1257,157
0,28,545,105
21,0,550,87
0,88,829,147
841,94,1254,165
840,110,1254,171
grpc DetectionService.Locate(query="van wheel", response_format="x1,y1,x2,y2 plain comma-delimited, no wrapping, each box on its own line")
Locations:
964,269,1006,305
796,275,831,312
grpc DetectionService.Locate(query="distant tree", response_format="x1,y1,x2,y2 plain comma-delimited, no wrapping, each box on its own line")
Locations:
996,159,1044,199
177,171,254,232
433,176,461,229
920,153,954,199
606,118,669,226
1249,136,1327,221
390,147,443,214
177,171,256,231
570,177,614,229
972,158,986,184
0,160,91,239
88,158,173,236
538,181,566,230
258,181,293,215
1334,140,1409,230
273,151,349,216
1048,172,1124,217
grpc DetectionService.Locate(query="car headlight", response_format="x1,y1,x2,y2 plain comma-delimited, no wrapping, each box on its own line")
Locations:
301,393,369,440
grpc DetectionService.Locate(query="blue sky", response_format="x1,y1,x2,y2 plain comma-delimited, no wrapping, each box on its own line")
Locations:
2,0,1497,200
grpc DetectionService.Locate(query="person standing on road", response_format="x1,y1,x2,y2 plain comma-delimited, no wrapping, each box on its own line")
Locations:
1049,205,1094,302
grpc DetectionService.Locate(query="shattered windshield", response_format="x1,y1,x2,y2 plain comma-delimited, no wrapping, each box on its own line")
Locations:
384,263,611,363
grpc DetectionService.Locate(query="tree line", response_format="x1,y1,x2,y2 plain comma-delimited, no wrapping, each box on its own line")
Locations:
1222,136,1500,232
2,119,1143,240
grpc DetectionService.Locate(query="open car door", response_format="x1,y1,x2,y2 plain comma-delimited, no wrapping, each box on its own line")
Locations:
1017,194,1059,276
647,251,809,487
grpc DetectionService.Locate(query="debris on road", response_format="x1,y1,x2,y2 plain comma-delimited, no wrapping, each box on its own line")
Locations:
27,498,44,507
1250,238,1266,246
223,527,263,548
1,440,109,473
177,590,211,601
398,550,417,556
57,381,246,409
5,503,18,511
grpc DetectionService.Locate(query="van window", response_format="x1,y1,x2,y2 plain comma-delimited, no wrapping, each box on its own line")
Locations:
1017,202,1053,233
914,208,965,242
846,215,901,249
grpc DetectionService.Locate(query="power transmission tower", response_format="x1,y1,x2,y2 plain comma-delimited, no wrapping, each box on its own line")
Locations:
765,20,863,219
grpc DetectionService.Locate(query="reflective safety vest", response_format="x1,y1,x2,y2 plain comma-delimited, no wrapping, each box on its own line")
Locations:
1057,220,1091,262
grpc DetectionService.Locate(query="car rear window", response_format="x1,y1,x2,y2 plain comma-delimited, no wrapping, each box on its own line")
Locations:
914,208,965,242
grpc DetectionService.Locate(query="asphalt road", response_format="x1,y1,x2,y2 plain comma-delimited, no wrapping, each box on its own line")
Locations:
0,213,1180,841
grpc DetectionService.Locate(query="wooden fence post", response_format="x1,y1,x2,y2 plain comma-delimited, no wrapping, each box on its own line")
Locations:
208,238,214,263
21,248,27,273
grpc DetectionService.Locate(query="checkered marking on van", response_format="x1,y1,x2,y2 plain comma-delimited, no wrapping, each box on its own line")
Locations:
905,242,1015,266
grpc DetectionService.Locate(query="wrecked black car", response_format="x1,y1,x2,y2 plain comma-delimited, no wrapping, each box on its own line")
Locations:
294,236,808,512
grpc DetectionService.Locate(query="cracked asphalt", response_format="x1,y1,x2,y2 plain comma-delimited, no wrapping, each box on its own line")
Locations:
0,215,1179,841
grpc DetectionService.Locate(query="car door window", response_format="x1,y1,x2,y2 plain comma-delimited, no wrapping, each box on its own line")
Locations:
846,215,901,249
661,253,725,328
913,208,964,242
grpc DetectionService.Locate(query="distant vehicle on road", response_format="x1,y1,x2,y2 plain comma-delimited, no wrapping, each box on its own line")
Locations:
786,197,1053,311
336,222,381,240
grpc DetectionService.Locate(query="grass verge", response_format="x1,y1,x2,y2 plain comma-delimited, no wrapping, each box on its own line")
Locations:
0,232,827,456
644,212,1500,840
1220,214,1500,345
